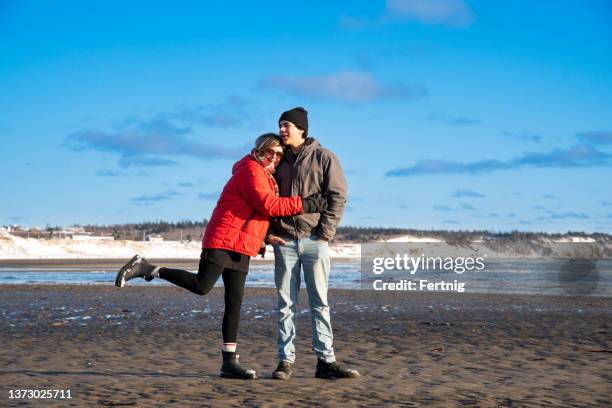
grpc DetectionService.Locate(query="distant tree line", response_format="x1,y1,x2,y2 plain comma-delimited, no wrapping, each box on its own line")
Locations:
58,221,611,243
333,226,611,243
77,219,209,241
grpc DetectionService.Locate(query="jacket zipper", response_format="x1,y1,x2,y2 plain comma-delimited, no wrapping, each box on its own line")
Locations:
291,155,301,237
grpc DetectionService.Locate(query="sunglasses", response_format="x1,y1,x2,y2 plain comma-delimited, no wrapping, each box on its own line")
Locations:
264,149,284,159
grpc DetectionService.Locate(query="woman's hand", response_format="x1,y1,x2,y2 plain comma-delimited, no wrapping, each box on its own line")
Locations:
302,193,328,213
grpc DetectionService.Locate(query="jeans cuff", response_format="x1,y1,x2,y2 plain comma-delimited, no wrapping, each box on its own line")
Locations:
317,355,336,364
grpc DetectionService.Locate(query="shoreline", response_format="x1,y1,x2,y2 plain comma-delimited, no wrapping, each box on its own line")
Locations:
0,258,202,269
0,257,360,269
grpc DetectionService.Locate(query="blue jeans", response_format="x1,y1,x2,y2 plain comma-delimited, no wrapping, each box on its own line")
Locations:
273,235,335,364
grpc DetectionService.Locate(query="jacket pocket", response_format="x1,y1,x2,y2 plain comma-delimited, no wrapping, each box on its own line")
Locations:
296,213,320,234
240,209,256,231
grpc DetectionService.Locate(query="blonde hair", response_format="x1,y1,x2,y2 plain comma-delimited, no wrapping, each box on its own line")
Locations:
252,133,282,158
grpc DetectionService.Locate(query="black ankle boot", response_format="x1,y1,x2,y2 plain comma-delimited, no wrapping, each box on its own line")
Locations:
315,358,360,379
220,351,257,379
115,255,158,287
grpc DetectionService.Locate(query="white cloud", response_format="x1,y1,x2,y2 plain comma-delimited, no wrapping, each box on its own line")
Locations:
386,0,475,28
260,71,426,103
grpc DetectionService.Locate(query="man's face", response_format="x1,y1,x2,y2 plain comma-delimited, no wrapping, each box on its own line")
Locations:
278,120,305,148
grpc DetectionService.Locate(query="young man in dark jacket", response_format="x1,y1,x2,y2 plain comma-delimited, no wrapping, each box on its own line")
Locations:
267,107,360,380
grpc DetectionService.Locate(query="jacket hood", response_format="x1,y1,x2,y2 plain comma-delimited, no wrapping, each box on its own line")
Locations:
301,137,321,154
290,137,320,161
232,154,255,175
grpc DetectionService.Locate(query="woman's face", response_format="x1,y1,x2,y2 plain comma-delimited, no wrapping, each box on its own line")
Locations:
260,145,284,173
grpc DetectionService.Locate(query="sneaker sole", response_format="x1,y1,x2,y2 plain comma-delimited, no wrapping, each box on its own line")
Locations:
315,372,360,380
115,255,141,288
315,373,337,380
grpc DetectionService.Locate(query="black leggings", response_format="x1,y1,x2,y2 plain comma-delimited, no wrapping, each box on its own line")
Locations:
158,258,247,343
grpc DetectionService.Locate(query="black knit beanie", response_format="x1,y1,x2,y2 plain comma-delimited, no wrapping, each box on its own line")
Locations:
279,107,308,137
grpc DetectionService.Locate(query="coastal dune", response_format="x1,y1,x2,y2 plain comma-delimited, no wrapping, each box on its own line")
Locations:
0,229,360,261
2,229,607,262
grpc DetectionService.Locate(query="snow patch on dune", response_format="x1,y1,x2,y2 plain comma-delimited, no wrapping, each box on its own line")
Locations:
0,229,362,260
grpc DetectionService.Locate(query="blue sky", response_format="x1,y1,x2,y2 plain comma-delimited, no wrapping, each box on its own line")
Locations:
1,0,611,233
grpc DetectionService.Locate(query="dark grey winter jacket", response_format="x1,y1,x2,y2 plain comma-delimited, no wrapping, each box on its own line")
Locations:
270,138,347,241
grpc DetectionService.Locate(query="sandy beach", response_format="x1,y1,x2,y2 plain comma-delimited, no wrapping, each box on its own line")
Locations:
1,285,610,407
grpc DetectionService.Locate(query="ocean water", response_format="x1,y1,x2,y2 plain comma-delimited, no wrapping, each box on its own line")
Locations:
0,260,611,297
0,263,362,288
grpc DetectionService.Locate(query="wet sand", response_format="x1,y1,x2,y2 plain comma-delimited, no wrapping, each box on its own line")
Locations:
0,285,610,407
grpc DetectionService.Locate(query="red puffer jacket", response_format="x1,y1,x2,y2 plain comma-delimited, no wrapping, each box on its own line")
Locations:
202,155,303,256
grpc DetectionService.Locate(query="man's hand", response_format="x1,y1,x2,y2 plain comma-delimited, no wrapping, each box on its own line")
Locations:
267,234,286,246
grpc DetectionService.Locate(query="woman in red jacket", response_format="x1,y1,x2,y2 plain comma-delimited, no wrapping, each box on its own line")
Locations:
114,133,326,379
